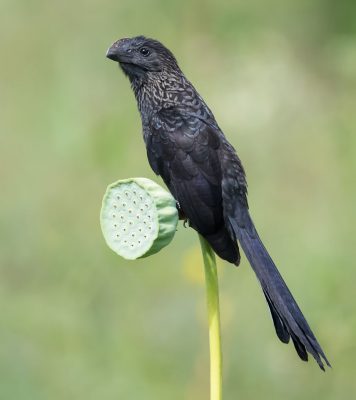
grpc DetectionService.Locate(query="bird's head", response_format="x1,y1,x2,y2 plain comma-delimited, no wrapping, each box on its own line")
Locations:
106,36,180,80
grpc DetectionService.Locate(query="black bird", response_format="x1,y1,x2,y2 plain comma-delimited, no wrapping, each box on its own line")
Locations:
106,36,330,370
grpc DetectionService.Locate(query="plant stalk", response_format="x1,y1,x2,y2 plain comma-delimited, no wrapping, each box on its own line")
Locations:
199,235,223,400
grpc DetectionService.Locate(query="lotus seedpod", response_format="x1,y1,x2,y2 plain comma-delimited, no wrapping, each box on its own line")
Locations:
100,177,179,260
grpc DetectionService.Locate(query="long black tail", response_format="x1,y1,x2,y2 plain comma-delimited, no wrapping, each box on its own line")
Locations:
229,212,330,370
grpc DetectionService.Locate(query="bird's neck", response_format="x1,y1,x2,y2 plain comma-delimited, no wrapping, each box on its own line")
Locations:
130,69,193,116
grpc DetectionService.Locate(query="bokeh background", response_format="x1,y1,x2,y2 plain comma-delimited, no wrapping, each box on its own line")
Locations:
1,0,356,399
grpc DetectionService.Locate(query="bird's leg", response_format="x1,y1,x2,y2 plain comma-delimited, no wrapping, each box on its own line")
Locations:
176,201,190,228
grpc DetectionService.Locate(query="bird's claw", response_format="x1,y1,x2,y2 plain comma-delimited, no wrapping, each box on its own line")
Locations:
183,219,190,228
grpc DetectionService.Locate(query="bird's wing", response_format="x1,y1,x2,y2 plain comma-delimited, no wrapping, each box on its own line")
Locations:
146,106,225,235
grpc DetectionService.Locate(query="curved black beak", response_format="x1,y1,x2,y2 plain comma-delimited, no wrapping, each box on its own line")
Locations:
106,38,135,66
106,45,120,62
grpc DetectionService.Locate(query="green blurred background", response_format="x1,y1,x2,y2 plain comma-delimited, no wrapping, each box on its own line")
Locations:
1,0,356,399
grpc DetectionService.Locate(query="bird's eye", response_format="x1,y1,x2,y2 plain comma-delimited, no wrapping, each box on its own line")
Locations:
139,47,150,57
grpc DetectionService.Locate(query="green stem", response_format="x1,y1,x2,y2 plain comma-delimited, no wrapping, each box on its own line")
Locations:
199,235,223,400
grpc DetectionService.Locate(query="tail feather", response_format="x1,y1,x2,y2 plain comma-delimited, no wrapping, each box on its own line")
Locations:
229,213,330,370
263,289,290,344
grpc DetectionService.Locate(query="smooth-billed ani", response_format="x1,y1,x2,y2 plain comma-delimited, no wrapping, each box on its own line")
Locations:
106,36,330,370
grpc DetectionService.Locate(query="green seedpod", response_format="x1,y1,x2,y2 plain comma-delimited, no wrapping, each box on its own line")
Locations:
100,178,179,260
